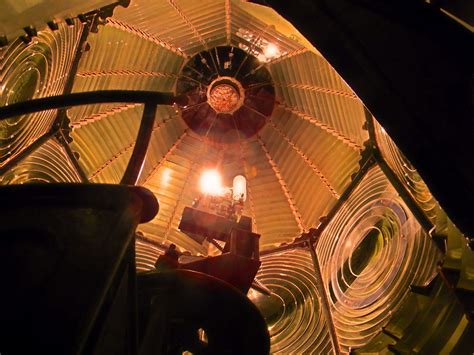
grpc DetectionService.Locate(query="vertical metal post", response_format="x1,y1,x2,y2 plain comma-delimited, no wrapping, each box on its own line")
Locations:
315,153,376,235
128,242,138,355
363,106,377,148
376,156,434,232
55,131,89,183
63,20,93,97
307,241,341,354
52,17,93,130
363,107,434,232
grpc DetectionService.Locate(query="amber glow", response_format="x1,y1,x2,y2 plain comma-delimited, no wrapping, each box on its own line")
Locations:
263,43,279,59
161,168,171,187
200,169,223,196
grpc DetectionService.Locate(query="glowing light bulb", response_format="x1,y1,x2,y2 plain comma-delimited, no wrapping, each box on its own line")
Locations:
232,175,247,201
263,43,279,60
200,169,223,196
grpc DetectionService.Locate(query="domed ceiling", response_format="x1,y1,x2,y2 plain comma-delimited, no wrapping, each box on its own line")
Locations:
68,0,369,255
1,0,473,353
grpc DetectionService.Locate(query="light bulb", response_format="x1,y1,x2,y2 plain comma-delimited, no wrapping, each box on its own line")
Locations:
200,169,223,196
232,175,247,201
263,43,279,60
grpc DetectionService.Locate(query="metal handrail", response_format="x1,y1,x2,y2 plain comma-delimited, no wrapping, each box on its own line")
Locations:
0,90,177,185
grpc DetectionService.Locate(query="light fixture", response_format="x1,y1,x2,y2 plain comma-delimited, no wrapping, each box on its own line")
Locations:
232,175,247,202
263,43,279,60
199,169,223,196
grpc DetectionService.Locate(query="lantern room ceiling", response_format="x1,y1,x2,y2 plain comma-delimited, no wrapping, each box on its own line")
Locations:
67,0,368,254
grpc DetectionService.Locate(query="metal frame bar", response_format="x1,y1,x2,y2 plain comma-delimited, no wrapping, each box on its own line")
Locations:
260,239,309,256
55,131,90,183
63,20,94,99
363,108,434,232
0,90,174,120
375,154,434,232
127,243,139,355
314,151,376,237
261,151,376,257
363,106,377,148
52,16,94,132
307,241,341,354
50,18,94,184
0,90,175,185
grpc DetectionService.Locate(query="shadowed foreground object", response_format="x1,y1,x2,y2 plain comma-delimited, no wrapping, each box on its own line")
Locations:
0,184,158,354
138,270,270,354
